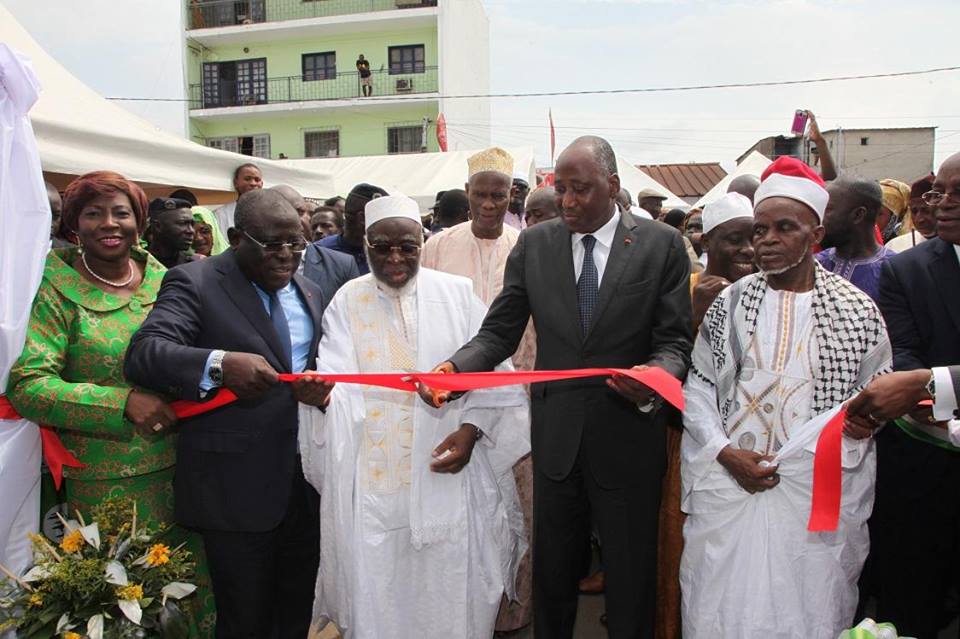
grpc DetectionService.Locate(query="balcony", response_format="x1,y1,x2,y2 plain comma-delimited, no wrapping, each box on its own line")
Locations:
186,0,437,29
189,66,439,112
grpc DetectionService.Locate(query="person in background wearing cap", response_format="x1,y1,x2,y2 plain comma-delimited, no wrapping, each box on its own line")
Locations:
886,174,937,252
680,156,891,639
316,182,389,275
145,197,202,269
421,147,537,632
655,192,756,639
125,188,332,639
299,194,530,639
816,176,895,302
865,152,960,638
507,173,530,230
422,136,693,639
634,187,665,220
432,188,470,233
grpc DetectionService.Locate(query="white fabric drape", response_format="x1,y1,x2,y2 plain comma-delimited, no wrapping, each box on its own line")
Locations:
0,43,46,595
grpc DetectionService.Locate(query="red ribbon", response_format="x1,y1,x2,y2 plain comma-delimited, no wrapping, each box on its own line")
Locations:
808,408,846,532
0,397,85,490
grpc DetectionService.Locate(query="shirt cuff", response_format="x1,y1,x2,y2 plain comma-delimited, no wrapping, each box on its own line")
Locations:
948,420,960,447
933,367,958,422
199,350,221,394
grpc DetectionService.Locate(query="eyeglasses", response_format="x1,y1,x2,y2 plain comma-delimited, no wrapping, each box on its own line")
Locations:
364,239,421,257
921,190,960,206
242,230,307,254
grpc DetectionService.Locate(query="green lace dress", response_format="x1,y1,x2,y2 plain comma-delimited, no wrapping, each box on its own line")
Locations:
7,246,215,638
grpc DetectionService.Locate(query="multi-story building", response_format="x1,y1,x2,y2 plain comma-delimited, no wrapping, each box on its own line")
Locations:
737,127,936,183
182,0,490,160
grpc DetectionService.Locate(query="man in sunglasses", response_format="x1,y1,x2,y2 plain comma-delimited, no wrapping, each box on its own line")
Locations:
125,188,333,639
299,194,530,638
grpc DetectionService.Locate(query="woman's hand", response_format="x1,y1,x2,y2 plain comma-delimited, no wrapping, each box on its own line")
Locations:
124,390,178,437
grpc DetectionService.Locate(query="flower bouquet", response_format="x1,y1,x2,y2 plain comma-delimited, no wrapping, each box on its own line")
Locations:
0,497,196,639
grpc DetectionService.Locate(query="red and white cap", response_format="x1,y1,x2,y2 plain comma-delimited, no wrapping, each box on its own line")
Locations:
754,156,829,222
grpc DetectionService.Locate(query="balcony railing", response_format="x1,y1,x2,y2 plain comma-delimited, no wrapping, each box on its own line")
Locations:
186,0,437,29
189,67,439,109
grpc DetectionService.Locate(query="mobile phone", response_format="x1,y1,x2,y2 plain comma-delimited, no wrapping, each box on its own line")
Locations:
790,110,809,137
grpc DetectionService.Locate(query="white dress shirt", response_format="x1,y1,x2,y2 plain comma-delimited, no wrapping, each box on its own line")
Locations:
571,209,620,285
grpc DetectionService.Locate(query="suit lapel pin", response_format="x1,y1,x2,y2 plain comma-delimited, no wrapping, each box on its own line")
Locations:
624,237,632,245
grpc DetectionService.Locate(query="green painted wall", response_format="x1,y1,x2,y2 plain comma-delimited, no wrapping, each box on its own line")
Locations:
190,103,440,158
187,25,437,88
185,24,439,158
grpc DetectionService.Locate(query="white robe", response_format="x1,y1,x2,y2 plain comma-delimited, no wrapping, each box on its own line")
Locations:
0,44,46,597
681,289,881,639
299,268,530,639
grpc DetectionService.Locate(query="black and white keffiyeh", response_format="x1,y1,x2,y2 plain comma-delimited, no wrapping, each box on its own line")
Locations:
692,263,892,424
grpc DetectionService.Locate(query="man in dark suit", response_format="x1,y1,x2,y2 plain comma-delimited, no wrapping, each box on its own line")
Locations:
125,189,333,639
867,151,960,638
421,136,693,639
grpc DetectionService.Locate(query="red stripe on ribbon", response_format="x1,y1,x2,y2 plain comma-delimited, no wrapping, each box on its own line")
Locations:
808,408,846,532
2,368,682,491
0,396,85,489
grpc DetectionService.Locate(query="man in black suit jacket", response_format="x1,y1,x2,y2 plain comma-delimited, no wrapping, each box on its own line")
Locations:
868,152,960,638
422,137,692,639
125,189,333,639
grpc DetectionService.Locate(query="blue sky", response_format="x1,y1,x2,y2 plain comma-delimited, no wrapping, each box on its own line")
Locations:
6,0,960,169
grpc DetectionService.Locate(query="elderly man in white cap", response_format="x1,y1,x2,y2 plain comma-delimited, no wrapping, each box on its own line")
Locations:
679,157,892,639
421,148,538,632
299,194,531,639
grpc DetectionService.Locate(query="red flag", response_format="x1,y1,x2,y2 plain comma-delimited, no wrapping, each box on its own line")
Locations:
436,112,448,152
549,109,556,166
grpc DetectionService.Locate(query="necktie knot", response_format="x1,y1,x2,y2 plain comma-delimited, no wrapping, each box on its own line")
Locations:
582,234,596,251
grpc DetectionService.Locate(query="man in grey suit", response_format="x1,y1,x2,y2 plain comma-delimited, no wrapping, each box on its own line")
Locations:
420,136,693,638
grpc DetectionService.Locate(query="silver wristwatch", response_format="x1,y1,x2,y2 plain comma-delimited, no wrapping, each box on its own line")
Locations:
209,350,227,386
925,370,936,401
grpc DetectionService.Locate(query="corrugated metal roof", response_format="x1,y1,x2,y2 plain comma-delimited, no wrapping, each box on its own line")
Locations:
635,163,728,199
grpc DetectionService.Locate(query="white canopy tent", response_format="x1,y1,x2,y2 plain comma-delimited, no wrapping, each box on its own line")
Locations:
1,3,334,203
286,148,538,211
691,151,772,209
615,158,688,211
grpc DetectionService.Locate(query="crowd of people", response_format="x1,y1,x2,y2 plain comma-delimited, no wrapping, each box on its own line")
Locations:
3,130,960,639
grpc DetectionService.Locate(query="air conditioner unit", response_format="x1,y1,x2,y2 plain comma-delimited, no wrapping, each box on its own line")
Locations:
395,78,413,93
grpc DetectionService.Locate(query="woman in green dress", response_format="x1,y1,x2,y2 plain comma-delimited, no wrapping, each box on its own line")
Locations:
7,170,214,637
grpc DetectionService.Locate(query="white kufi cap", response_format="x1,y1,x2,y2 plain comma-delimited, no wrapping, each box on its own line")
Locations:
702,192,755,234
364,194,421,230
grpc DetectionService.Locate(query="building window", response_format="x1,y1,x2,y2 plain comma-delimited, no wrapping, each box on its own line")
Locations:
302,52,336,81
387,125,423,154
202,58,268,108
860,137,869,146
388,45,425,75
207,134,271,159
305,130,340,158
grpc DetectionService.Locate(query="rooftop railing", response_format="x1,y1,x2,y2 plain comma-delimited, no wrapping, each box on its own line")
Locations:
189,66,439,109
186,0,437,29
